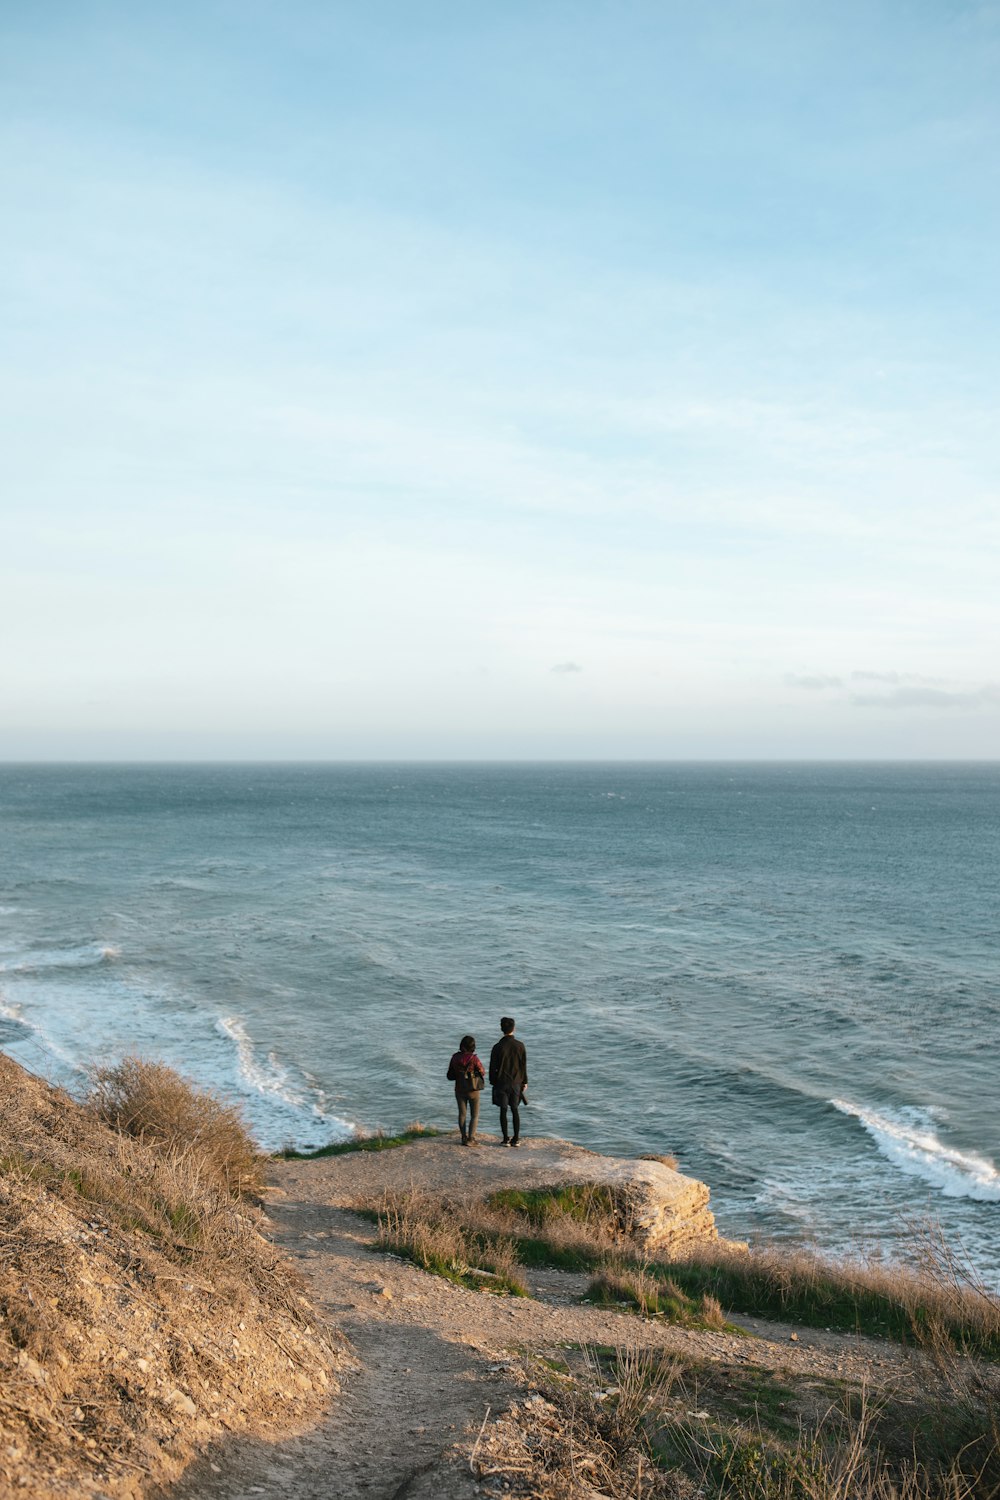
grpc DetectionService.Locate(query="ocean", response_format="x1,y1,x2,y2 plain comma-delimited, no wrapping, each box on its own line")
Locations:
1,762,998,1276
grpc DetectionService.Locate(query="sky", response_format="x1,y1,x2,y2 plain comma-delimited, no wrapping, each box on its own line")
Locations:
2,1,998,759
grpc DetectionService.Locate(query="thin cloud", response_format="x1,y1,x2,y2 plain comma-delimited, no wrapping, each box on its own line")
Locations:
551,661,583,674
850,684,1000,710
850,670,946,686
785,673,843,690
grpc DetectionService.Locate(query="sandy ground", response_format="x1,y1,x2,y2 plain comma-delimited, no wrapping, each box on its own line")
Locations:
160,1133,932,1500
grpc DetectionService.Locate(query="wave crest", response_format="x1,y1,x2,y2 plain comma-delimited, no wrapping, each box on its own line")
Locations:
832,1098,1000,1202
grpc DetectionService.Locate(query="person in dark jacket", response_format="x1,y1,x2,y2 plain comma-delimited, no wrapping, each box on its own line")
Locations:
446,1034,485,1146
489,1016,527,1146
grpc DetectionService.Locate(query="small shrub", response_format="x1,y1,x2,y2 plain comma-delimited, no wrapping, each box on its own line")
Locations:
90,1057,264,1199
639,1152,680,1171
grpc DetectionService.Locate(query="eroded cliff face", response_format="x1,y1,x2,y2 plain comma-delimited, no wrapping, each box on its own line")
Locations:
489,1140,739,1258
583,1154,729,1257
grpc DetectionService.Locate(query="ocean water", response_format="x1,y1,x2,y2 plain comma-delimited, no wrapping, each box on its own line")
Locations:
1,762,998,1277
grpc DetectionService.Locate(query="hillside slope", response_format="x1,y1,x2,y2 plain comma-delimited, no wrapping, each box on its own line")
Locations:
0,1055,342,1499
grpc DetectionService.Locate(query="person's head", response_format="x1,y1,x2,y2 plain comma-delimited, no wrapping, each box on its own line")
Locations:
460,1034,476,1053
500,1016,515,1035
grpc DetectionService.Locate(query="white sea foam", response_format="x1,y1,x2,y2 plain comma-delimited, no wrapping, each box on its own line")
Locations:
753,1178,818,1226
216,1015,307,1109
0,996,84,1073
832,1099,1000,1202
215,1014,352,1151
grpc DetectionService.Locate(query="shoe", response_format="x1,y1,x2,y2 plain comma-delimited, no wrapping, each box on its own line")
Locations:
461,1137,469,1146
467,1137,480,1147
500,1138,510,1147
510,1138,520,1148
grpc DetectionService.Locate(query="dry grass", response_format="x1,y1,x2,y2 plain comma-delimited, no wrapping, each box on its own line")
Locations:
640,1152,681,1171
653,1369,1000,1499
374,1189,530,1297
662,1242,1000,1358
89,1055,265,1198
362,1178,1000,1360
476,1339,1000,1500
471,1344,690,1499
588,1260,733,1330
0,1053,339,1499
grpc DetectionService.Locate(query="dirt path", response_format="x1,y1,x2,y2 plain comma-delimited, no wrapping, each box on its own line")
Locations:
162,1135,931,1500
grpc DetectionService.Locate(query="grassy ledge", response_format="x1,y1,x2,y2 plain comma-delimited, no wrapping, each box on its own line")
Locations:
278,1123,440,1160
362,1180,1000,1358
656,1245,1000,1359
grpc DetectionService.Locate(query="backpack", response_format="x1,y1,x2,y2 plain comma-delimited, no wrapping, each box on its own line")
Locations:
458,1058,483,1093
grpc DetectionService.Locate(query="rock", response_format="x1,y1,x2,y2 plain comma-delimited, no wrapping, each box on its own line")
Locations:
333,1133,740,1260
15,1353,48,1385
163,1389,198,1418
476,1138,738,1258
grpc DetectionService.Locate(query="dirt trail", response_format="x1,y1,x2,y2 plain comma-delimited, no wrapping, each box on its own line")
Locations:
161,1134,928,1500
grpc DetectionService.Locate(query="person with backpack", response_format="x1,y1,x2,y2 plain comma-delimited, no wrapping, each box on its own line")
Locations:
489,1016,527,1147
446,1034,486,1146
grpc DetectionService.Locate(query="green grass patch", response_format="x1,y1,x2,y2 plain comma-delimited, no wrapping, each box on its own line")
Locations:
488,1183,619,1228
588,1265,744,1333
375,1235,530,1297
278,1125,440,1161
509,1232,603,1273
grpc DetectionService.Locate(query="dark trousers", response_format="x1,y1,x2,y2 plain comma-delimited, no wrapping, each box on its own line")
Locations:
497,1091,521,1141
457,1092,480,1140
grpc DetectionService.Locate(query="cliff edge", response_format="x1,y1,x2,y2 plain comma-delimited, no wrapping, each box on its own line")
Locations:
277,1131,740,1259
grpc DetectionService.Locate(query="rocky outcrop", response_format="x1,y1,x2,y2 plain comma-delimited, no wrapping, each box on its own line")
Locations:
570,1152,729,1257
283,1132,737,1259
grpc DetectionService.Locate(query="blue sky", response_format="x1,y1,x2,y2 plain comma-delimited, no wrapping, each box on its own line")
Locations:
2,1,998,757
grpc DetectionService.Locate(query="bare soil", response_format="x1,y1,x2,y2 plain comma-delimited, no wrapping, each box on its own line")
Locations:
161,1132,937,1500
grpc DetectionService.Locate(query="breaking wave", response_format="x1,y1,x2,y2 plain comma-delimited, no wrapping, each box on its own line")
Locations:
832,1099,1000,1202
215,1014,352,1152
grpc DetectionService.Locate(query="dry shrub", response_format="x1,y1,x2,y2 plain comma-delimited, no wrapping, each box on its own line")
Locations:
90,1055,264,1199
471,1345,688,1500
640,1152,681,1171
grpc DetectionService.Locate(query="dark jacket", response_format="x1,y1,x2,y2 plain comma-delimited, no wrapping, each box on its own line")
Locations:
447,1050,485,1097
489,1035,527,1099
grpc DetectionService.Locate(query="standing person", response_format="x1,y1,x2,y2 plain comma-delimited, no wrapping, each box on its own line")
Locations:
446,1034,485,1146
489,1016,527,1147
